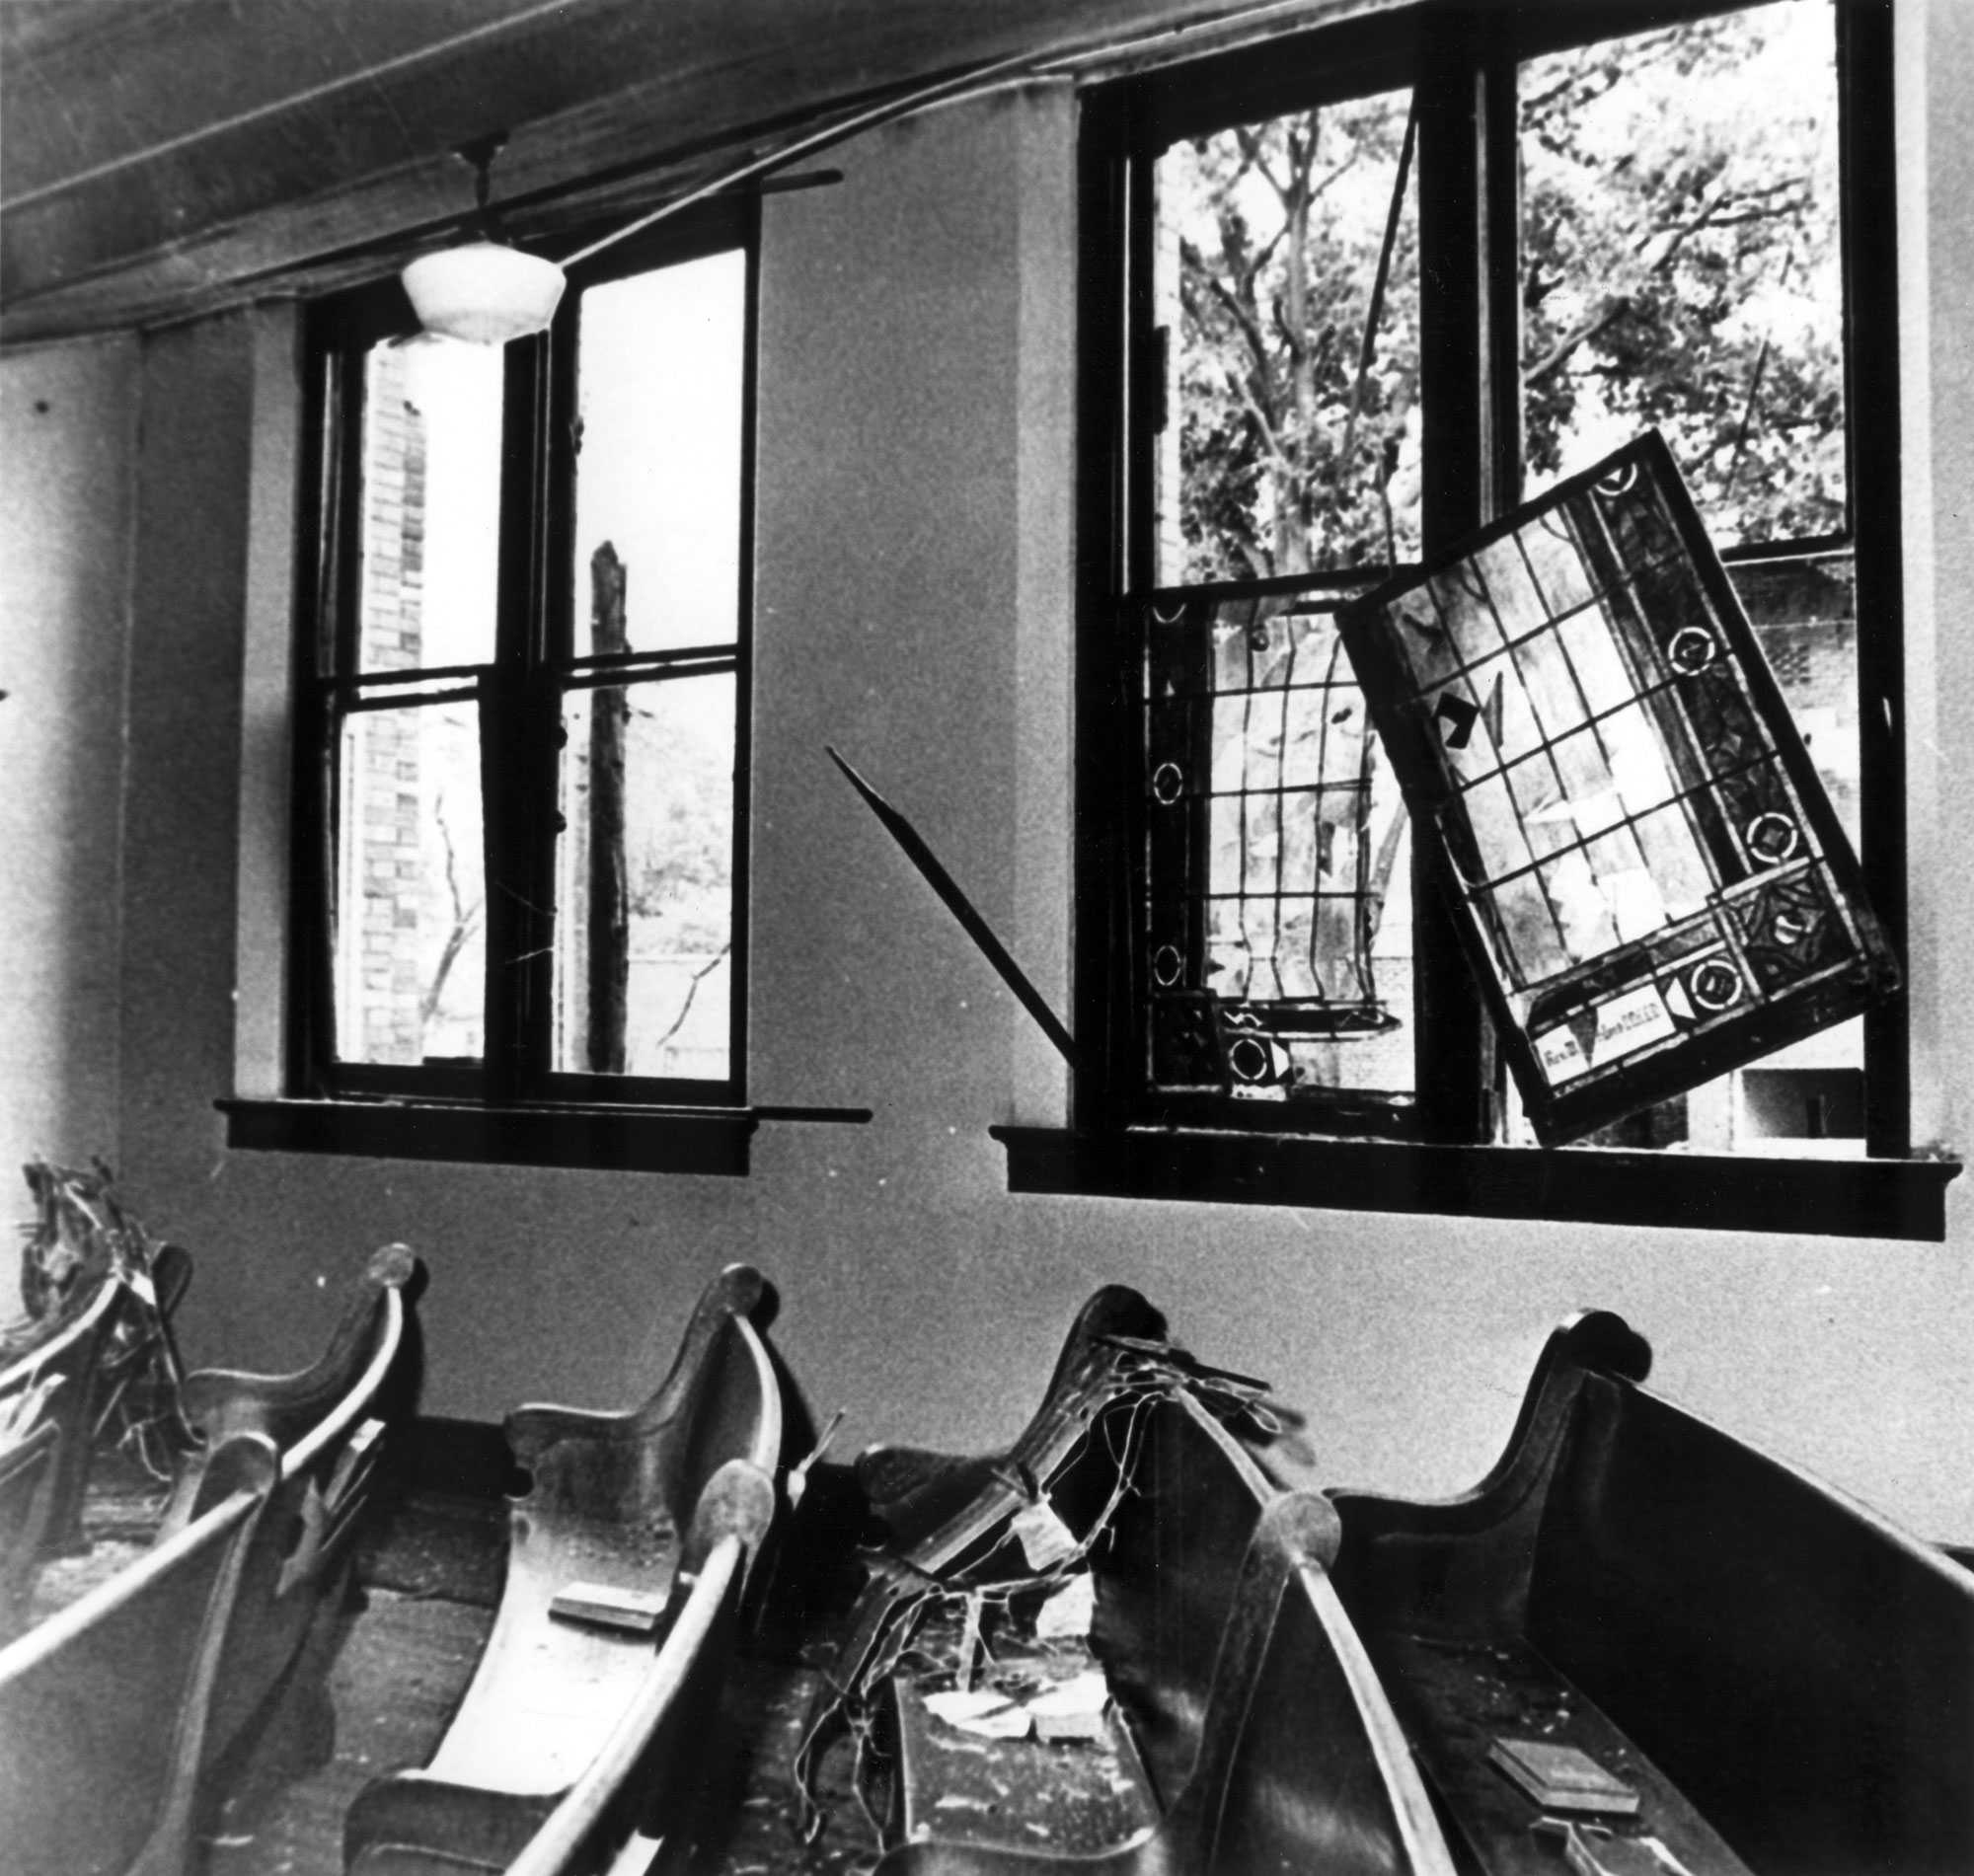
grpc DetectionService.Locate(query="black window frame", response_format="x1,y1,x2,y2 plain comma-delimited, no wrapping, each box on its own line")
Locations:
234,197,762,1171
1025,0,1959,1235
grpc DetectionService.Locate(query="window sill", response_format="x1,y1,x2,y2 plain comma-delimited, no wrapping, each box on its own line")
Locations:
990,1126,1960,1242
220,1098,867,1176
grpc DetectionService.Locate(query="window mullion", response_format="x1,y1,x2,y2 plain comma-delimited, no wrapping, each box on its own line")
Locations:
291,338,365,1092
1411,24,1506,1144
1840,0,1909,1159
1074,106,1151,1130
478,663,561,1105
483,335,559,1101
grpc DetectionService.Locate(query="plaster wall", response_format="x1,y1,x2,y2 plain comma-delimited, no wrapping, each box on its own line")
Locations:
7,38,1970,1546
0,335,137,1175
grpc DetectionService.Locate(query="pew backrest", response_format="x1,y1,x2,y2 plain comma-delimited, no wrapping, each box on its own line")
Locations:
0,1272,132,1605
1331,1310,1974,1876
195,1246,418,1767
0,1411,61,1638
0,1433,279,1876
500,1263,781,1548
1530,1370,1974,1876
344,1266,784,1876
873,1384,1455,1876
1079,1389,1452,1874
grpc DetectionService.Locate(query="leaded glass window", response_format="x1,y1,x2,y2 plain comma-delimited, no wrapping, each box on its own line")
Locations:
1337,432,1894,1144
1085,0,1906,1162
1141,582,1410,1109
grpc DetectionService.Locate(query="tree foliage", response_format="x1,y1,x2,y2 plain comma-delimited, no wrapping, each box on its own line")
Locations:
1172,93,1418,581
1167,1,1844,585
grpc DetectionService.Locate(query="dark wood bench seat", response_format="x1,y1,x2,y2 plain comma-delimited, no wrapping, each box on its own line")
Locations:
0,1269,138,1634
807,1288,1456,1875
1330,1311,1974,1876
0,1433,280,1876
0,1245,420,1875
343,1264,785,1876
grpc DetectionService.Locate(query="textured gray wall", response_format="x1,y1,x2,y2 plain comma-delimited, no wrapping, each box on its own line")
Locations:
0,334,138,1172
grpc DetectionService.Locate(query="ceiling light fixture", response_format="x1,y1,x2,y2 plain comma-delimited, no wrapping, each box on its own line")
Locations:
401,133,566,344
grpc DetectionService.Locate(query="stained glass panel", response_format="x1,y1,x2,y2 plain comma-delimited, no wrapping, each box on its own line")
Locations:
1337,432,1895,1145
1143,585,1410,1104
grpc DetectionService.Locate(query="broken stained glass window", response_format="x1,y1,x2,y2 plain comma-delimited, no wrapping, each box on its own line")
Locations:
1335,431,1896,1146
1142,583,1412,1106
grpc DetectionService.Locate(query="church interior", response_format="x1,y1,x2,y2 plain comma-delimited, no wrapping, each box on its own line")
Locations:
3,2,1971,1871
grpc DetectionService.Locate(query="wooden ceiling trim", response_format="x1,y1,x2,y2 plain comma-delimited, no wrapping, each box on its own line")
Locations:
0,0,575,201
1,0,1389,346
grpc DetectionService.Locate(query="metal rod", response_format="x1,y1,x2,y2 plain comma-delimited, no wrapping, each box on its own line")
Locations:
826,746,1079,1068
563,0,1348,270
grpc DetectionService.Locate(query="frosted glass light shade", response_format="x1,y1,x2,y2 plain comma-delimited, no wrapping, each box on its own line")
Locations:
402,241,567,343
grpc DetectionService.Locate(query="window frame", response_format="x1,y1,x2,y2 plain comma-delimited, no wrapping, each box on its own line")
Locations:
251,198,761,1165
1048,0,1953,1233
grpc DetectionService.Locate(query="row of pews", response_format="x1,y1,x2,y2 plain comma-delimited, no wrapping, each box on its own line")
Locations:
1,1248,1968,1876
821,1296,1973,1876
1,1246,419,1875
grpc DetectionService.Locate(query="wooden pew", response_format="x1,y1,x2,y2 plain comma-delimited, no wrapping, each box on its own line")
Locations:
0,1270,137,1635
1330,1311,1974,1876
0,1434,279,1876
791,1285,1207,1822
343,1262,785,1876
167,1244,421,1784
0,1411,61,1638
0,1244,420,1875
807,1288,1456,1875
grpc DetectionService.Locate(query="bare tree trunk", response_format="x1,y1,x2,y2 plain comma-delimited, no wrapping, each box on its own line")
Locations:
588,543,630,1075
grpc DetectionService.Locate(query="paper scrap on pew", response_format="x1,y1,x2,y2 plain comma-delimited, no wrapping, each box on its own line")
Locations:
925,1688,1034,1739
925,1671,1111,1743
1033,1570,1095,1640
1027,1669,1110,1742
1012,1497,1079,1570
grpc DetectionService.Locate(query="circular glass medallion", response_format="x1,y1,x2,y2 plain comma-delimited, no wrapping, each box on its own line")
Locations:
1667,626,1718,675
1689,958,1743,1013
1746,810,1800,865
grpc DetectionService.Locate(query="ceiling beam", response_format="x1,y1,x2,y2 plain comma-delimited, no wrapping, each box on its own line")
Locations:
2,0,1379,345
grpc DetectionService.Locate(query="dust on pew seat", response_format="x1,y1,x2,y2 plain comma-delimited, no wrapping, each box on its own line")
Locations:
26,1444,172,1624
199,1468,507,1876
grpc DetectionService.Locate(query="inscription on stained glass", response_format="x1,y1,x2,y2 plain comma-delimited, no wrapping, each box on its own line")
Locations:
1337,433,1896,1146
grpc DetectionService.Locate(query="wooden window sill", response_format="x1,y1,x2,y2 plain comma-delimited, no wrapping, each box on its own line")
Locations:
991,1126,1959,1242
220,1097,868,1176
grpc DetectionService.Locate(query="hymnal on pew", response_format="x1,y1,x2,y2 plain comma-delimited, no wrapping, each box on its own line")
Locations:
1487,1738,1639,1816
549,1580,669,1634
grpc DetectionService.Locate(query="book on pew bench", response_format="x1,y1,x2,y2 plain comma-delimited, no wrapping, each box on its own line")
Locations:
1488,1738,1640,1816
549,1580,669,1635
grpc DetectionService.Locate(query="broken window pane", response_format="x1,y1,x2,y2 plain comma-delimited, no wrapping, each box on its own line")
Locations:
1521,0,1845,550
333,687,485,1067
1144,586,1411,1102
555,671,736,1082
1570,547,1866,1151
1157,84,1420,585
1339,434,1893,1145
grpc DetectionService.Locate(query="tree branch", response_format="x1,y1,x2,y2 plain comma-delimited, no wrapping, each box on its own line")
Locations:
1233,123,1285,201
1524,297,1629,385
1188,258,1276,379
652,943,731,1053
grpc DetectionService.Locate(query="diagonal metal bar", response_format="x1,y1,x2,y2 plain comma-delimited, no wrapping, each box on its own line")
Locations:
826,746,1078,1068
